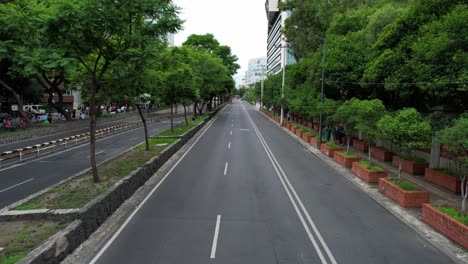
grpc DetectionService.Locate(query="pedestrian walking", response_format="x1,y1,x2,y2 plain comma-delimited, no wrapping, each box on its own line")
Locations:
47,113,52,124
5,116,12,130
325,125,331,141
287,111,291,121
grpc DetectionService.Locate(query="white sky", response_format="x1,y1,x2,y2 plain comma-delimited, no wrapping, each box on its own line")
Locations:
173,0,268,86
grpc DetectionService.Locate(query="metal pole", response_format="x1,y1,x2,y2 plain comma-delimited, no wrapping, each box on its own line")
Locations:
318,37,326,150
280,47,286,126
260,66,264,110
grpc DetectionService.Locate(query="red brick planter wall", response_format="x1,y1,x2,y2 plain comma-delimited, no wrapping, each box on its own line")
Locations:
392,156,428,175
295,129,303,138
302,133,311,142
352,139,368,152
378,178,430,208
352,162,388,183
309,137,319,149
313,124,320,132
421,204,468,249
334,152,361,168
290,127,296,134
424,168,464,193
321,144,342,157
371,147,393,162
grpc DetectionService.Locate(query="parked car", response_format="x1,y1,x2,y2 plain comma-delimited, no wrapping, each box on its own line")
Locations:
23,105,46,115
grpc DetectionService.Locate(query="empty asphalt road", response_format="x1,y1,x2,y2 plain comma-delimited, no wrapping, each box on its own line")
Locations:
89,100,453,264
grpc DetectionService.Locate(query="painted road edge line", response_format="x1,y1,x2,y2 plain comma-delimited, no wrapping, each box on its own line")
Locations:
210,215,222,259
0,178,34,193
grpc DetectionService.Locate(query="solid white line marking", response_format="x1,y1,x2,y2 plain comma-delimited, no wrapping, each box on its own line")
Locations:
89,107,227,264
87,150,104,159
0,178,34,193
210,215,222,259
240,102,337,264
228,142,231,149
224,162,228,175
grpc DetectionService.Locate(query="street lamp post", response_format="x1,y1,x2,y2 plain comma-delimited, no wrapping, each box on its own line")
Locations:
317,37,326,150
276,43,288,126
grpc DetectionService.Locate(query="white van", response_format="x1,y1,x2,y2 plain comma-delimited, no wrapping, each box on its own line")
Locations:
23,105,46,114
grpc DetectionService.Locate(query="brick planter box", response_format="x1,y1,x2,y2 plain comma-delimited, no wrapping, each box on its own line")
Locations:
290,126,296,134
352,139,368,152
295,129,303,138
352,162,388,183
302,133,312,142
392,156,429,175
421,204,468,249
334,151,361,168
306,121,313,128
320,144,342,157
309,137,319,149
313,124,320,132
378,178,430,208
371,147,393,162
424,168,465,193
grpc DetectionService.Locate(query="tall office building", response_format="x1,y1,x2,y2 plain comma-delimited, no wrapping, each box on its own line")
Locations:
265,0,295,75
244,57,267,88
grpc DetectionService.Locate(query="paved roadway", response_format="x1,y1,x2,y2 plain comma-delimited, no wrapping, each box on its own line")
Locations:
89,100,452,264
0,117,185,208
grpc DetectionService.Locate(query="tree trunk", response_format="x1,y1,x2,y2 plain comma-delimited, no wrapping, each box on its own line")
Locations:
136,104,149,151
398,156,403,179
90,77,99,183
347,135,350,152
368,146,372,162
193,102,197,119
47,90,69,120
0,78,31,126
183,104,188,126
170,103,174,132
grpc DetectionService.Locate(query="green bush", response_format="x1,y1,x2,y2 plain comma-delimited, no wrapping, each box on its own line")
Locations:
389,179,419,191
434,205,468,225
358,160,383,171
399,154,426,163
325,142,340,148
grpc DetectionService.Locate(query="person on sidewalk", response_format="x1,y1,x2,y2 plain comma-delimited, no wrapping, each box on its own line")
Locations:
325,125,331,141
47,113,52,124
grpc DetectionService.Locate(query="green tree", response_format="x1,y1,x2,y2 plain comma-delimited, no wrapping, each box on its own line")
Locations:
377,108,432,178
43,0,182,182
354,99,386,161
331,98,360,151
436,117,468,215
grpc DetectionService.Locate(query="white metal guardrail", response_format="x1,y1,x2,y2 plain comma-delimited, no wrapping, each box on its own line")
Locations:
0,114,178,169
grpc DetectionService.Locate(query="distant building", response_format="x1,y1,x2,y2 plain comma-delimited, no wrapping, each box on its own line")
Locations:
243,57,267,88
265,0,295,75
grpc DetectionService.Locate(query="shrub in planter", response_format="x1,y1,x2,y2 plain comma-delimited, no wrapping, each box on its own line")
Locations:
421,204,468,249
436,117,468,215
391,155,428,175
378,108,432,178
334,151,361,168
371,147,393,161
424,168,465,193
378,178,430,207
321,141,342,157
352,160,387,183
302,131,314,142
295,126,303,137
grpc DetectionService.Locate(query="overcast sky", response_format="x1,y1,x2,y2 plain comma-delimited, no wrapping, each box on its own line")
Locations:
173,0,268,86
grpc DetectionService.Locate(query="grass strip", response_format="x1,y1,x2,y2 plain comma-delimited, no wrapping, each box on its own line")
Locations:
14,137,177,210
358,160,383,171
157,114,207,137
431,167,461,179
0,221,67,264
339,151,358,158
325,142,340,148
399,154,426,163
434,205,468,225
388,179,419,191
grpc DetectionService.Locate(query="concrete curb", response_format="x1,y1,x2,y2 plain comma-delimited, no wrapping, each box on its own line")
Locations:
0,107,224,264
259,110,468,264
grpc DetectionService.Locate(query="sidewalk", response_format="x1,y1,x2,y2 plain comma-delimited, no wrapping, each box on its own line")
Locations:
260,110,467,264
